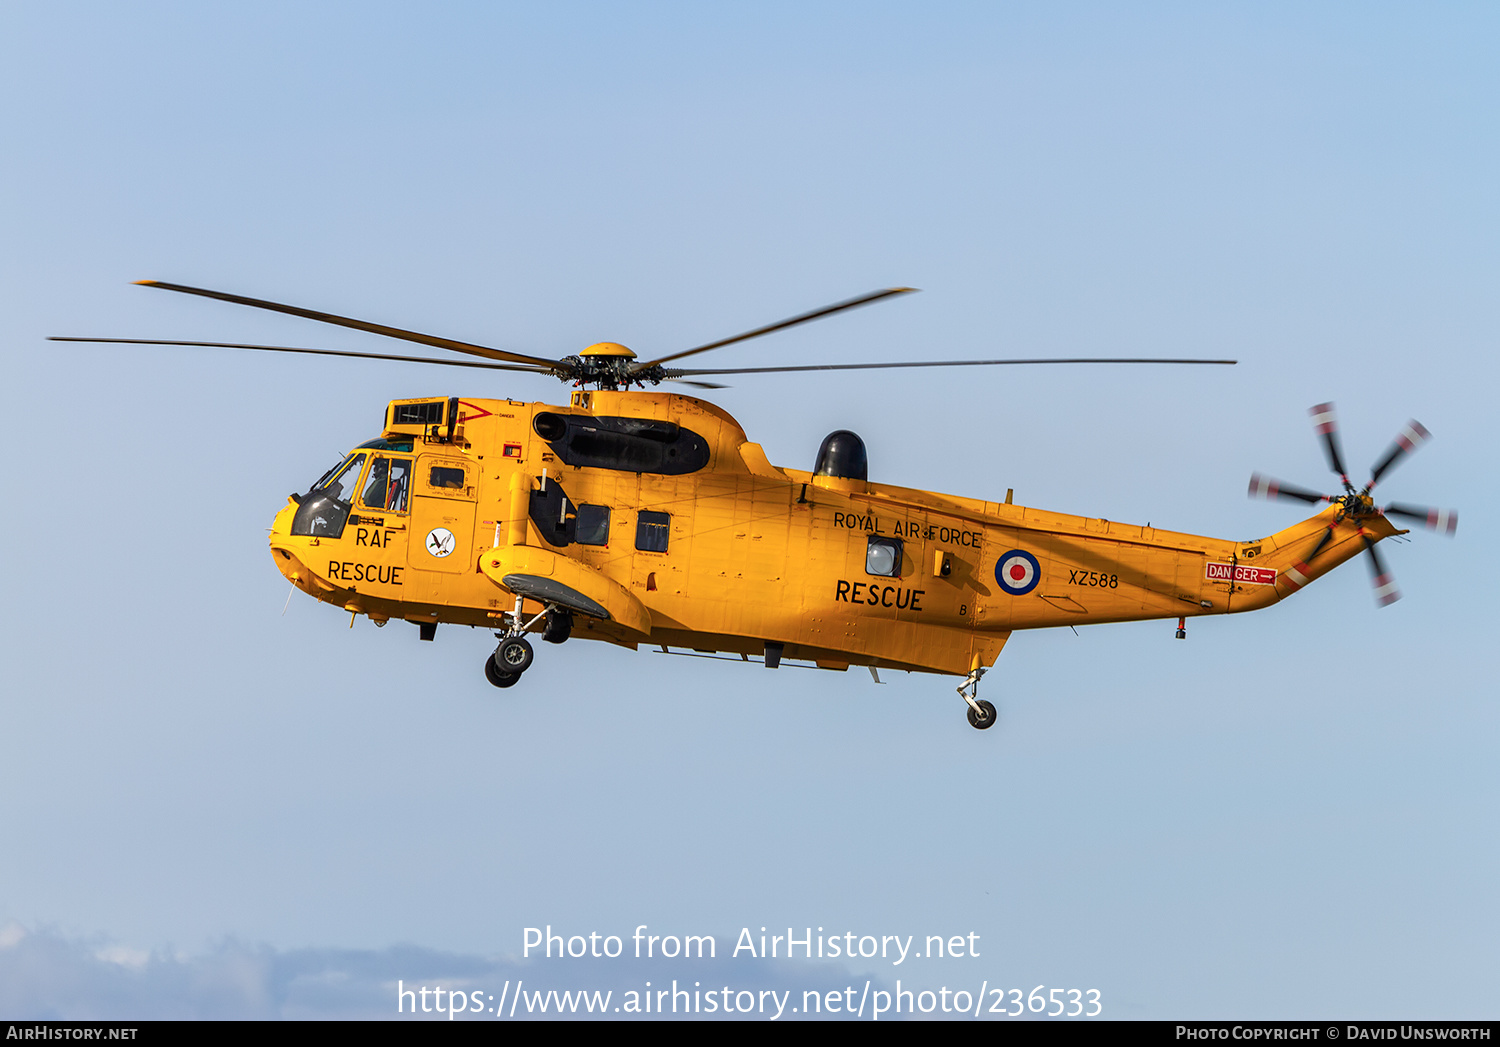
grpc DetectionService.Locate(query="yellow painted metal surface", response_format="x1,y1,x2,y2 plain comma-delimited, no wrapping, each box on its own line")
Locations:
267,390,1396,678
579,342,636,358
479,544,653,638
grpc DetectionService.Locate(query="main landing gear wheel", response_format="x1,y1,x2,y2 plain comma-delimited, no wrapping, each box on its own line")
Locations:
496,636,534,674
966,699,997,730
484,656,520,689
542,610,573,645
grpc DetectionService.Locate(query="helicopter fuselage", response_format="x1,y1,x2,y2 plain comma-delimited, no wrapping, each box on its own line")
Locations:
268,389,1391,678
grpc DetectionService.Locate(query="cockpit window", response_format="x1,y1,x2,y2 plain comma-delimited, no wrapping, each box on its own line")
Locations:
315,453,367,503
291,452,368,538
358,437,414,452
359,456,411,514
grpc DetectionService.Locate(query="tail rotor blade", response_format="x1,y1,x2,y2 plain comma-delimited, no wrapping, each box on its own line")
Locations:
1309,402,1351,486
1362,535,1401,607
1305,523,1337,565
1282,519,1342,593
1384,503,1458,536
1367,420,1431,490
1248,472,1331,505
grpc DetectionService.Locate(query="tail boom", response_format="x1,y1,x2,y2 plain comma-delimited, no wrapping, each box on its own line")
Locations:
1229,507,1403,613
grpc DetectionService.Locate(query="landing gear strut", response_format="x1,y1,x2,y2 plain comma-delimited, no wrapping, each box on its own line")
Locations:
484,596,568,688
957,666,996,731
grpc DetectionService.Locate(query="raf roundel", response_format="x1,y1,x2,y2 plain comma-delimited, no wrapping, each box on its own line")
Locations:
995,549,1041,596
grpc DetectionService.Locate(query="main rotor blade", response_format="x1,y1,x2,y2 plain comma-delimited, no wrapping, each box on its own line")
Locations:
1309,402,1350,486
1247,472,1332,505
1383,502,1458,536
48,337,557,374
1367,419,1431,491
664,377,729,390
134,280,562,371
669,356,1237,377
1362,534,1401,607
632,287,918,372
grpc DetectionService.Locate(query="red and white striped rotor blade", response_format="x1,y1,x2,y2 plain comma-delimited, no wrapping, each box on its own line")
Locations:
1384,503,1458,536
1309,402,1350,483
1363,536,1401,607
1367,419,1431,490
1248,473,1330,505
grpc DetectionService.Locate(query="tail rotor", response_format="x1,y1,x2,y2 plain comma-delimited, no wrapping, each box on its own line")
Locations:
1249,403,1456,607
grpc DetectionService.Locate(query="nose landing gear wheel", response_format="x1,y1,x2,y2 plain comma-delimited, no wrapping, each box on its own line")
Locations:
496,636,534,674
966,699,997,730
484,656,520,689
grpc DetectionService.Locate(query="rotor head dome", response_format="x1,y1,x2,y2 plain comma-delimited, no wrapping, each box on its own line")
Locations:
580,342,636,359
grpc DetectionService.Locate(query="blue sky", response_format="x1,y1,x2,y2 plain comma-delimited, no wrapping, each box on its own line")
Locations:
2,2,1497,1019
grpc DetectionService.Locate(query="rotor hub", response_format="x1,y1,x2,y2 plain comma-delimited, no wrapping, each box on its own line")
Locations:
559,344,667,391
1340,491,1376,517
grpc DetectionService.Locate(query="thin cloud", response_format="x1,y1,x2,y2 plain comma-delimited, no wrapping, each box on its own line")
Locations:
0,922,890,1020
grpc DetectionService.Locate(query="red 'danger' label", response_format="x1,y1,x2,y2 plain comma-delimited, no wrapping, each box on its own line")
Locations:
1205,562,1277,585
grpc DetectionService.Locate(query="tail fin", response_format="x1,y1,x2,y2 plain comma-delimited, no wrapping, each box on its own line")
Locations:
1250,506,1402,601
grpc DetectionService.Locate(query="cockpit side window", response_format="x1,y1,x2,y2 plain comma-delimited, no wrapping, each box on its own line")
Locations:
359,456,411,514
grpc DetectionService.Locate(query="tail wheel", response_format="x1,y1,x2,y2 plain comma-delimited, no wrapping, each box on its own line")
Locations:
966,699,997,730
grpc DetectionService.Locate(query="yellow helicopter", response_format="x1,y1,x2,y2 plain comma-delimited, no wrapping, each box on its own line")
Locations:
54,282,1457,730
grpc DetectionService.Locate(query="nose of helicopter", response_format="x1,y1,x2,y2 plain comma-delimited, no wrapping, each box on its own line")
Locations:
268,498,307,588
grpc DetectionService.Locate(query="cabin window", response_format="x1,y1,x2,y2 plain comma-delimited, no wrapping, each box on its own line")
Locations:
421,459,471,500
429,465,464,490
636,511,670,553
866,536,903,577
575,504,611,546
359,456,411,514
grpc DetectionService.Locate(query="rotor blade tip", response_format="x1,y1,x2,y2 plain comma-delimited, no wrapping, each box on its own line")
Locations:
134,279,160,286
